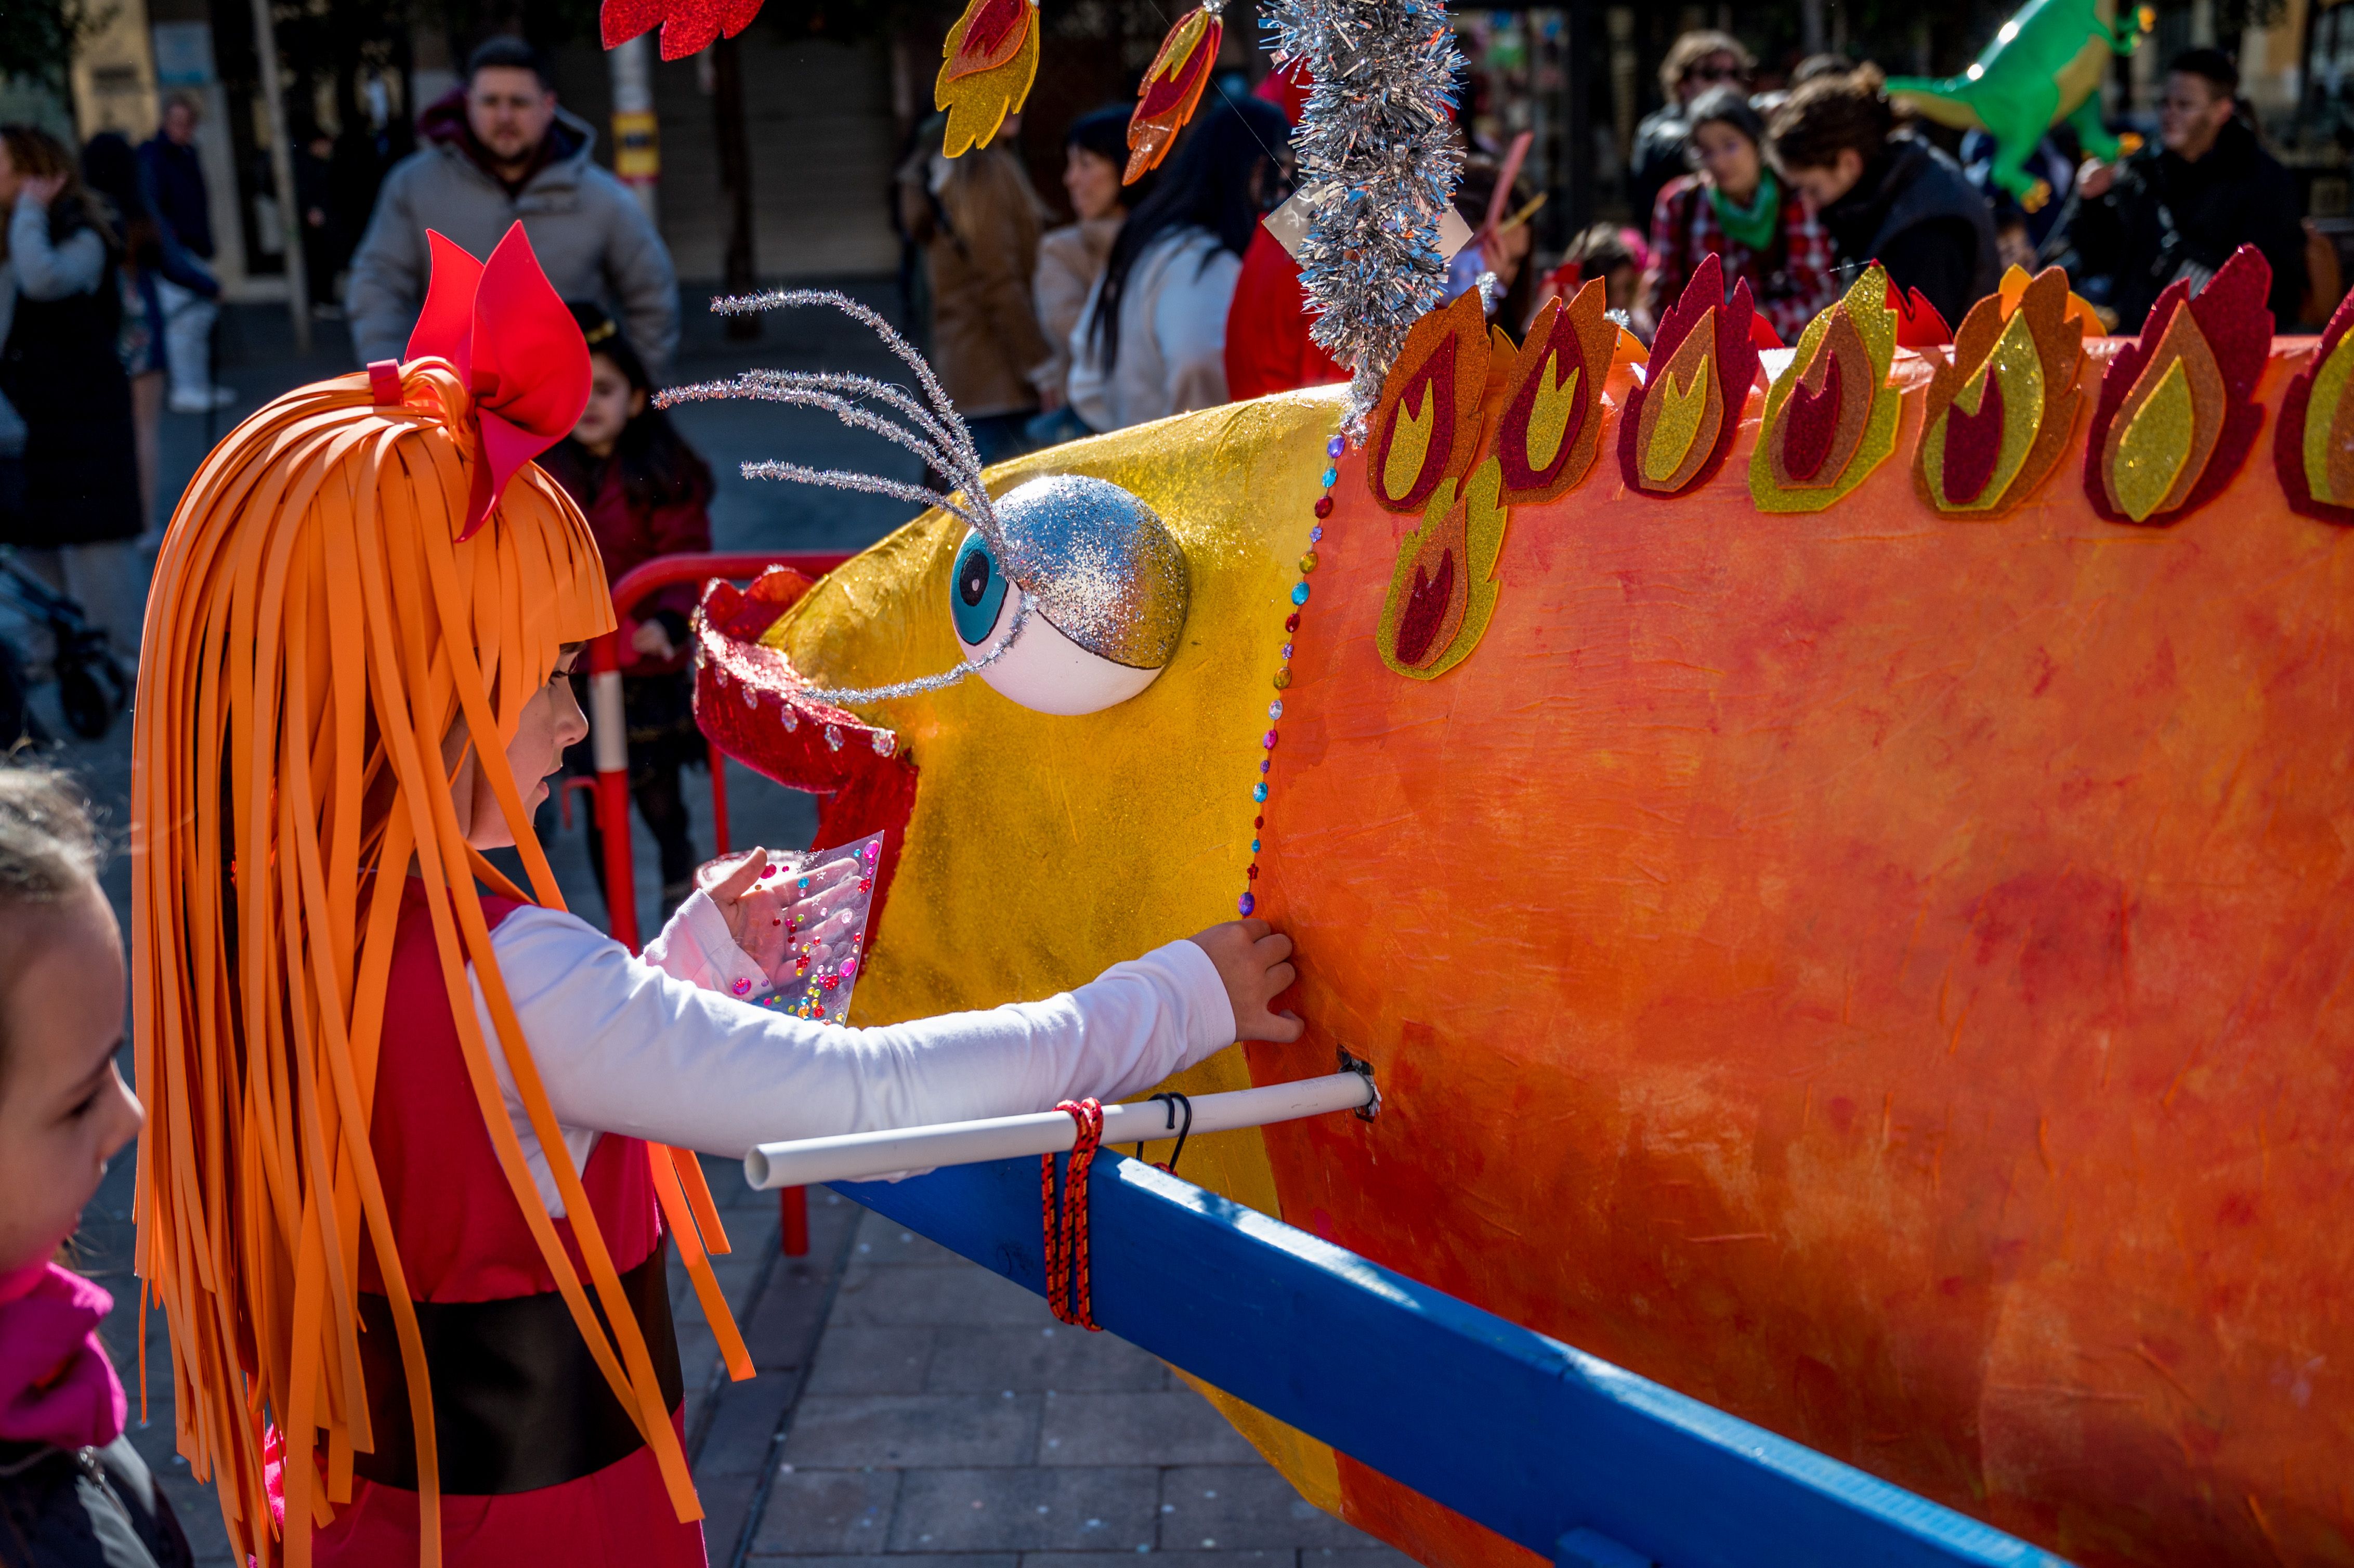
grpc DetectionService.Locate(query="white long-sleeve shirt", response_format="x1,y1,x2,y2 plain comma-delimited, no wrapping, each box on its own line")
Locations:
1065,226,1240,434
468,893,1235,1213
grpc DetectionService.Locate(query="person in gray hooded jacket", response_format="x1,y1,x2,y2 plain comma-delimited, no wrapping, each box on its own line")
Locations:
346,36,679,375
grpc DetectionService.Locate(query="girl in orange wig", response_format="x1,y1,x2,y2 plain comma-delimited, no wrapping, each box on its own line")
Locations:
130,228,1300,1568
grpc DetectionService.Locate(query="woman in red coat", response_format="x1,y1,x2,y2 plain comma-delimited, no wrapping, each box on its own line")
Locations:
540,305,715,914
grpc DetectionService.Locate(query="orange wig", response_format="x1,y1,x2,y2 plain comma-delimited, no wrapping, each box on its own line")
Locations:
130,347,744,1566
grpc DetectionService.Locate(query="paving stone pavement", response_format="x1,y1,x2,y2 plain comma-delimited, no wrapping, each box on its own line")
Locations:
718,1201,1416,1568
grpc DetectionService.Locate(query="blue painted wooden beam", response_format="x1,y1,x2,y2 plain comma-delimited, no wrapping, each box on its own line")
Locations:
840,1154,2072,1568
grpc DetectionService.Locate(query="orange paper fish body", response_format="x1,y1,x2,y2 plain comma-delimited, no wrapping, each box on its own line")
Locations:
706,251,2354,1568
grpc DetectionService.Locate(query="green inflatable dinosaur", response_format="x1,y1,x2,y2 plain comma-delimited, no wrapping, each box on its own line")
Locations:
1887,0,2149,208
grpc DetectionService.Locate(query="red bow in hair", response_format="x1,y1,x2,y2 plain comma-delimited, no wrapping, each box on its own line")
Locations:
398,223,591,540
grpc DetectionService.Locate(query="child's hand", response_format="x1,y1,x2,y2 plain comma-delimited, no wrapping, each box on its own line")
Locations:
700,848,865,983
1187,919,1303,1043
630,620,676,661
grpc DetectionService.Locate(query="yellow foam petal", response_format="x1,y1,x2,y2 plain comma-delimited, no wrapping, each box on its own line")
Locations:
2109,357,2193,522
1381,383,1435,502
1522,352,1581,475
1642,359,1710,485
2303,333,2354,504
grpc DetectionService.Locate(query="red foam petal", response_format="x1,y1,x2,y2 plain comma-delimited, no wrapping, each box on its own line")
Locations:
1778,349,1843,481
601,0,666,47
658,0,726,58
1886,283,1952,349
1136,14,1219,120
1748,312,1784,351
470,223,592,447
1939,372,2006,505
406,231,484,375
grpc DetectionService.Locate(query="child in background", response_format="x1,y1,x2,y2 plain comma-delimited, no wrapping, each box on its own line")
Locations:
540,304,714,917
0,767,190,1568
1533,225,1645,332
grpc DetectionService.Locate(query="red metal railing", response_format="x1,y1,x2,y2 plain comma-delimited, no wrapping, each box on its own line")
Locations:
591,550,851,1255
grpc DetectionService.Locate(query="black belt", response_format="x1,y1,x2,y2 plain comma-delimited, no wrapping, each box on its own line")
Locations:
354,1246,684,1495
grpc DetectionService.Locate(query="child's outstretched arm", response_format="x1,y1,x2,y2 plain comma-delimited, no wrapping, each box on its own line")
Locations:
466,877,1305,1188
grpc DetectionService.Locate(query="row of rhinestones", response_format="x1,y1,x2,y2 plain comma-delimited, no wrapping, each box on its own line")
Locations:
1240,430,1342,918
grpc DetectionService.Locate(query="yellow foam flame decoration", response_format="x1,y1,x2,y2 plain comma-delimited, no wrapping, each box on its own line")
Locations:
2110,357,2194,521
2303,331,2354,505
936,0,1040,157
1522,353,1581,474
1382,382,1436,502
1642,358,1711,484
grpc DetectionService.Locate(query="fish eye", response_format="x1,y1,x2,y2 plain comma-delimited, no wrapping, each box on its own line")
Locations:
951,536,1006,647
945,526,1166,716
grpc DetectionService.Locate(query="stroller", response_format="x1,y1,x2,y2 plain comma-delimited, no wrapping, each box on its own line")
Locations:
0,551,133,741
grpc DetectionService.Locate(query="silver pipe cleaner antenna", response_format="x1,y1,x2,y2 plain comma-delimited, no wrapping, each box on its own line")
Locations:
658,288,1026,706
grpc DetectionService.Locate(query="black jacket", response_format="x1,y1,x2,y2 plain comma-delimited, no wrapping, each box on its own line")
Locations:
133,138,211,262
1815,133,2001,330
1628,107,1693,235
0,1438,191,1568
2039,117,2306,332
0,196,143,549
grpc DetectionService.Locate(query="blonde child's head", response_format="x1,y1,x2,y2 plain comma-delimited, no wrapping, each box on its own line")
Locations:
0,767,139,1278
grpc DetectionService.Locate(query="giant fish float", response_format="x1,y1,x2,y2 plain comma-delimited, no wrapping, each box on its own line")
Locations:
686,251,2354,1568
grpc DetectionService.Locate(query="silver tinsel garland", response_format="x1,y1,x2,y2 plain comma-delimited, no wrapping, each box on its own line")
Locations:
1266,0,1464,423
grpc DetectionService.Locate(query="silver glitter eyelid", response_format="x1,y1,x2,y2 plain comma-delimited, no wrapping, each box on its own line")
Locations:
658,288,1030,705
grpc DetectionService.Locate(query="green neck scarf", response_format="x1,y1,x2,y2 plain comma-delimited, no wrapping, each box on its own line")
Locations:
1709,170,1781,254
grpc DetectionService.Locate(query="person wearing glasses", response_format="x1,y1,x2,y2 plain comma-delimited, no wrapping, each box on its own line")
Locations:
1628,31,1756,228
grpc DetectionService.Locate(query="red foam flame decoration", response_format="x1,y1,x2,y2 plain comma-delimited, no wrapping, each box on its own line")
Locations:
406,224,592,541
1616,253,1760,496
1940,371,2006,505
1778,350,1844,480
1886,283,1952,349
601,0,762,61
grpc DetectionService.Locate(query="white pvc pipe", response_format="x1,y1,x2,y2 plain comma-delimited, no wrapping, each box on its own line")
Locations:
744,1071,1375,1191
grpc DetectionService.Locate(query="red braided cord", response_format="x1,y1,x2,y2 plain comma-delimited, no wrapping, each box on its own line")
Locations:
1042,1099,1105,1330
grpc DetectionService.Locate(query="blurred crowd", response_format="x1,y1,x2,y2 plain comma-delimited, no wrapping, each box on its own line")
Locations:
880,28,2330,463
1614,30,2312,343
0,24,2334,744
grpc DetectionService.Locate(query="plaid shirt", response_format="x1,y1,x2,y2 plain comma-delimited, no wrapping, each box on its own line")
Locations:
1644,175,1840,344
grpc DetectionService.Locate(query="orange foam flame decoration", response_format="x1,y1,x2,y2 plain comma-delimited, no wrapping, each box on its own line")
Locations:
1364,288,1493,514
1915,266,2087,519
1127,6,1223,183
1377,458,1511,680
2083,243,2271,527
1491,278,1617,505
935,0,1039,155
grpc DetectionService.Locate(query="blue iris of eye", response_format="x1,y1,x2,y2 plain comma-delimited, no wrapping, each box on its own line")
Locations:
951,537,1008,647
